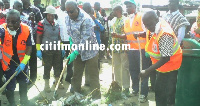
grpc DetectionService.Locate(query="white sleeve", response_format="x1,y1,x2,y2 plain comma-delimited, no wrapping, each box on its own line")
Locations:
177,26,186,45
28,26,35,45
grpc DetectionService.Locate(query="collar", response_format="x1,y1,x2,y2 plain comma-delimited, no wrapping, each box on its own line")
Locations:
129,13,135,19
166,10,179,16
76,8,83,21
7,24,22,33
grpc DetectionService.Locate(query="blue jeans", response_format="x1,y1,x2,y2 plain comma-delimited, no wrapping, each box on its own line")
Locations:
128,49,151,96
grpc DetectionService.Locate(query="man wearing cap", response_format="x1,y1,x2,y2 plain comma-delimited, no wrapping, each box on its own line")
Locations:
36,5,63,92
113,0,151,102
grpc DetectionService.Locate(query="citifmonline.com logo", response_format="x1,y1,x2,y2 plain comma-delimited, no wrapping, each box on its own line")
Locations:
39,41,131,51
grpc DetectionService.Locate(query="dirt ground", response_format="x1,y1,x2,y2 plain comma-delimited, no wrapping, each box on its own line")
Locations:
0,58,156,106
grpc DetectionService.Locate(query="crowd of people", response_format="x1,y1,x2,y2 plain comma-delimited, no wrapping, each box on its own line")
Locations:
0,0,197,106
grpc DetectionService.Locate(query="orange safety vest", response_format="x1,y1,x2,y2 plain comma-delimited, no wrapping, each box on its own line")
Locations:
124,12,146,49
0,23,29,71
145,19,182,73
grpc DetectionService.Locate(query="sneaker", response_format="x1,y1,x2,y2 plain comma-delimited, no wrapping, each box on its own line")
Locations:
138,95,147,103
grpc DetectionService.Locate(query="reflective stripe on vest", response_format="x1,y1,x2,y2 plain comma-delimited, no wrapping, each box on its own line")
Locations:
145,19,182,72
1,23,29,71
124,12,146,49
17,50,26,53
126,39,146,43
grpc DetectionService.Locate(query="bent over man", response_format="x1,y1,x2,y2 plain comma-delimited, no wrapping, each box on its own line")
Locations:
141,11,182,106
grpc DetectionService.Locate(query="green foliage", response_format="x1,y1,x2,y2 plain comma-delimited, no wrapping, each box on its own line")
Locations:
104,91,124,104
110,0,123,8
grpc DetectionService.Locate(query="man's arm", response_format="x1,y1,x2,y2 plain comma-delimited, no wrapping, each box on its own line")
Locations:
25,46,32,55
36,21,43,44
140,34,174,77
25,31,33,55
177,26,186,45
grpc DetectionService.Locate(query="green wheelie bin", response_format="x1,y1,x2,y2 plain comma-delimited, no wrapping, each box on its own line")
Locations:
175,38,200,106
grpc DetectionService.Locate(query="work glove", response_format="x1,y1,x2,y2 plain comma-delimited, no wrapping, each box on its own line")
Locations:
37,50,42,60
62,50,65,58
145,52,150,58
15,54,30,76
36,44,42,60
67,50,79,64
69,37,73,49
15,63,25,76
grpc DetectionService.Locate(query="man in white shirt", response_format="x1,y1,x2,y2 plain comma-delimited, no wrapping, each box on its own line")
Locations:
162,0,190,45
57,0,73,84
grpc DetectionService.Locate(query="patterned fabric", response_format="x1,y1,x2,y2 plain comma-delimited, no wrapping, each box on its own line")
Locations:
23,5,43,23
154,20,174,57
158,34,174,57
20,13,29,24
65,8,98,61
162,10,190,36
111,16,126,53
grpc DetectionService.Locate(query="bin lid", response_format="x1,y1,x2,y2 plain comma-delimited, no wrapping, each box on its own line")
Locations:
182,49,200,57
182,38,200,49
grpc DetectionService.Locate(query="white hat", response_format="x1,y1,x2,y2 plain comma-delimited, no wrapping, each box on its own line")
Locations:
43,5,57,14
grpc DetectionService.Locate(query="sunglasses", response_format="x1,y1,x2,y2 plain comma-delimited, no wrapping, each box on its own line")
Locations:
66,10,75,14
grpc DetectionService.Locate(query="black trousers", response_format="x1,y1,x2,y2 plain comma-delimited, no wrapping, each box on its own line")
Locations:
155,70,178,106
61,41,73,83
0,63,4,87
29,45,37,81
150,70,156,91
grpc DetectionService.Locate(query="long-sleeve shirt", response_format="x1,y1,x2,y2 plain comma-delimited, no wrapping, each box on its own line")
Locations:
162,10,190,44
94,19,104,45
65,8,98,61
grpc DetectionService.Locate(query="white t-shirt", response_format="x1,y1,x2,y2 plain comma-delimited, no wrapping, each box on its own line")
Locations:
56,8,70,41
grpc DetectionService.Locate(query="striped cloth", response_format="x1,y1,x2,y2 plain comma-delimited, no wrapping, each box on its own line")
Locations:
162,10,190,36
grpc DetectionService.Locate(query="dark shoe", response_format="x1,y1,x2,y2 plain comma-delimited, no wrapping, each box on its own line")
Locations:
84,84,90,87
6,90,16,106
65,78,71,84
70,86,74,93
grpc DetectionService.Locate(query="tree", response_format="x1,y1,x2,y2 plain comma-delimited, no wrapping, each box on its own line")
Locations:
110,0,123,8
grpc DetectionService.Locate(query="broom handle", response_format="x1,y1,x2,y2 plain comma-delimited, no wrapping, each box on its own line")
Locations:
0,71,17,93
137,37,142,106
55,50,71,91
112,38,114,81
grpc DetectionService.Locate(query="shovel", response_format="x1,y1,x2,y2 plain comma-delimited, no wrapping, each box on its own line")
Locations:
53,51,71,100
